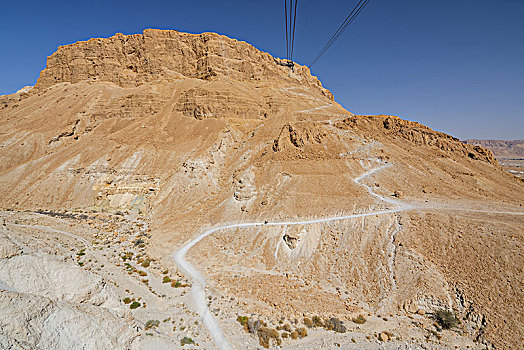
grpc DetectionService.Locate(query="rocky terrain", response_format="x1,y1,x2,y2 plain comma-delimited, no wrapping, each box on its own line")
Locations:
464,139,524,178
1,29,523,349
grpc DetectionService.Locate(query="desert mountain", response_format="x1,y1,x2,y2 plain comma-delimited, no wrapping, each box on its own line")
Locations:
464,139,524,159
1,29,523,349
465,139,524,178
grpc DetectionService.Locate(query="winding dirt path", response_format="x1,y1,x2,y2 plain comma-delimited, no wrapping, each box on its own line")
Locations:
173,162,409,349
173,162,524,349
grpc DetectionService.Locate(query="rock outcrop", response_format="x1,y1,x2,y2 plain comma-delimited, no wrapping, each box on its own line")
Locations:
34,29,333,100
0,29,522,349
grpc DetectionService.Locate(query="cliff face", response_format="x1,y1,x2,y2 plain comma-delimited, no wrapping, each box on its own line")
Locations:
35,29,333,99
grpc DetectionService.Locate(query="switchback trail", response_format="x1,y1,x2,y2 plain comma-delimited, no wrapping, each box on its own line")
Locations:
173,163,524,349
173,162,409,350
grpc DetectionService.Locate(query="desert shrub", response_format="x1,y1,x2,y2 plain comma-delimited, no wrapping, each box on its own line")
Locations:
141,259,151,268
296,327,308,338
283,323,292,332
325,317,346,333
236,315,250,332
282,332,289,338
247,319,262,334
171,281,182,288
290,330,299,339
145,320,160,330
257,327,281,348
180,337,194,346
352,315,367,324
303,317,313,328
162,269,169,274
312,315,324,327
129,301,141,309
122,297,131,304
236,315,249,326
162,276,171,283
434,309,458,329
138,270,147,276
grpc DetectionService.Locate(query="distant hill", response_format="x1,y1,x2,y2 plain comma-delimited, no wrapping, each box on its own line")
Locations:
464,139,524,159
464,139,524,178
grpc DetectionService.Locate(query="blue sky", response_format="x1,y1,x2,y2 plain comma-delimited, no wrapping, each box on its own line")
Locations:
1,0,523,139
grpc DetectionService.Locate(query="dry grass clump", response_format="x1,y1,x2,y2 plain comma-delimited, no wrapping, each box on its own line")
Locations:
312,315,324,327
296,327,308,338
257,327,281,348
304,315,346,333
237,316,284,347
303,317,313,328
248,319,262,334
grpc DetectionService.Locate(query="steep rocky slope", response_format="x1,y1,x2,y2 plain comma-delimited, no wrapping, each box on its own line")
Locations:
1,29,523,349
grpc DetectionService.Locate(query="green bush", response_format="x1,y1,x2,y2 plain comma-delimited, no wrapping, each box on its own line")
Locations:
129,301,141,309
180,337,194,346
162,276,171,283
434,309,458,329
122,297,131,304
145,320,160,330
352,315,367,324
236,315,250,332
236,315,249,326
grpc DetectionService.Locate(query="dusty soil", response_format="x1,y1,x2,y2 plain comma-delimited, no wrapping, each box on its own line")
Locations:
1,29,523,349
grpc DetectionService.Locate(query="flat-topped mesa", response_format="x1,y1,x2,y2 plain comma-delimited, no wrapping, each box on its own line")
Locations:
35,29,333,99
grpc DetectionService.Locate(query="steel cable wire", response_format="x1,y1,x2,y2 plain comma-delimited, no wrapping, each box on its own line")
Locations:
309,0,370,67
